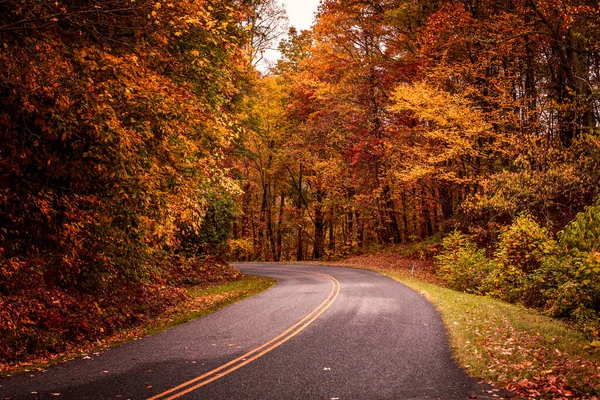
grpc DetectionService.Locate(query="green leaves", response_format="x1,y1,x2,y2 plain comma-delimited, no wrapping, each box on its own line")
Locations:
560,196,600,255
435,231,496,294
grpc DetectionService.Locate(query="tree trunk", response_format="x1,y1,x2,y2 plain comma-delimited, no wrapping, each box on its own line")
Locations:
400,189,409,243
275,193,284,262
312,190,325,259
328,208,335,254
296,164,304,261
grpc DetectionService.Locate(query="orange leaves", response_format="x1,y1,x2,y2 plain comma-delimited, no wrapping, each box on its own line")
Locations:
511,375,580,398
419,2,477,58
389,81,497,183
0,0,250,364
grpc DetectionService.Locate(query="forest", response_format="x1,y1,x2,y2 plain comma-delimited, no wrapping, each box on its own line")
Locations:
1,0,600,367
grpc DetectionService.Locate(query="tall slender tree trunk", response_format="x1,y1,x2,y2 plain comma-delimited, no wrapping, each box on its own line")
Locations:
328,208,335,254
400,189,409,243
267,183,276,261
258,177,268,259
312,190,325,259
356,209,364,249
275,193,285,262
296,164,304,261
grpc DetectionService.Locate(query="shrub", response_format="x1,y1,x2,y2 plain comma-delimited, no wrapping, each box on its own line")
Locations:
556,197,600,338
486,214,561,307
398,233,444,260
496,213,558,273
560,196,600,255
549,269,600,340
435,231,496,294
484,255,574,309
518,256,572,309
482,264,526,304
178,194,237,257
227,238,255,261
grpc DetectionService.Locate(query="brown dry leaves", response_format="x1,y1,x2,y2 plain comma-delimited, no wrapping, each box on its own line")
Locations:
327,252,441,284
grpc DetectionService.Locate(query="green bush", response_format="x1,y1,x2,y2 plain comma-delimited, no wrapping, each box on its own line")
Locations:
518,256,572,309
486,214,561,307
556,197,600,338
179,194,237,256
560,196,600,297
398,233,444,260
482,264,526,304
484,256,574,309
560,196,600,255
435,231,496,294
435,202,600,341
549,268,600,339
496,213,558,273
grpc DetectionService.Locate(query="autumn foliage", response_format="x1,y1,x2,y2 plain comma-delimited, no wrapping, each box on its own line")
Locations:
229,0,600,347
0,0,249,365
232,0,600,258
3,0,600,375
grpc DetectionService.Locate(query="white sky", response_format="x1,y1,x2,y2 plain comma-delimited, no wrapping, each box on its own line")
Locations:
281,0,321,32
259,0,321,72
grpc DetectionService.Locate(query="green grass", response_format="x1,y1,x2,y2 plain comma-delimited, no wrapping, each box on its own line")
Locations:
155,275,276,330
1,274,275,377
319,255,600,399
387,272,600,398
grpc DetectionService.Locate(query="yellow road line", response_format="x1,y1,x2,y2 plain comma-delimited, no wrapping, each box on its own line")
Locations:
148,269,341,400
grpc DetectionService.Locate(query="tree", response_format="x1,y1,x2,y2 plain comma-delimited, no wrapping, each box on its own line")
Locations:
244,0,289,68
0,0,251,362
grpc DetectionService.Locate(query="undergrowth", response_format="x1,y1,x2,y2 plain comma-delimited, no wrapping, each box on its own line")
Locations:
1,273,274,376
324,253,600,399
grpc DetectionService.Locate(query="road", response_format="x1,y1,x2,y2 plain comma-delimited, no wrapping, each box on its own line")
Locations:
1,264,501,399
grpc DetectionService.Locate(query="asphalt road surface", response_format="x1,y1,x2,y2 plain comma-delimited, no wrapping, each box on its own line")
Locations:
1,264,502,399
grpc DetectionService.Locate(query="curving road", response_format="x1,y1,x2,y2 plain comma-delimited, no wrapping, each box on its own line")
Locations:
1,264,500,399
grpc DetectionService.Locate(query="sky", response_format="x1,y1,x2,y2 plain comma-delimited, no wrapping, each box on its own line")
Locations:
281,0,321,32
259,0,321,72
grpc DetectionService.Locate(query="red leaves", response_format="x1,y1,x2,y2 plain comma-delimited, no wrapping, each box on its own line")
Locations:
511,375,580,399
0,281,187,368
419,2,477,59
1,0,250,369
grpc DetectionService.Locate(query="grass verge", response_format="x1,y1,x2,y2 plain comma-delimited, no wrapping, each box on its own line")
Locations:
1,274,275,377
321,256,600,399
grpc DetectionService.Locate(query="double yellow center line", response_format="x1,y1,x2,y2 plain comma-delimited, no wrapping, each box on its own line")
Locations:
148,269,341,400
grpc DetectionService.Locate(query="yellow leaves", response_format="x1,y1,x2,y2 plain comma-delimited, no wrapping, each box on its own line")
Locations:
391,81,490,138
183,17,200,24
389,81,501,183
205,19,216,30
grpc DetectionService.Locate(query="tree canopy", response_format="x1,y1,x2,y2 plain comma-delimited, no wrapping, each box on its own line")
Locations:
3,0,600,365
